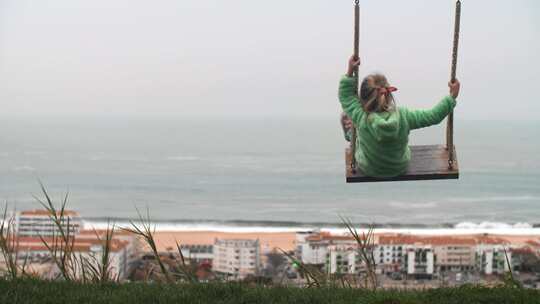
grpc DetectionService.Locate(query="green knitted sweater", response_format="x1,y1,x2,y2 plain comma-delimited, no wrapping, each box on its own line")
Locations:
339,75,457,177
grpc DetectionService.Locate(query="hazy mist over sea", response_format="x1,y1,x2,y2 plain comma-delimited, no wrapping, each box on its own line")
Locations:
1,1,539,230
1,117,538,229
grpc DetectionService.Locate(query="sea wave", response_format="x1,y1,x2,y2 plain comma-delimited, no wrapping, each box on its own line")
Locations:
82,219,540,235
87,155,149,162
448,195,539,203
83,221,310,233
23,151,46,156
454,221,533,230
389,201,438,209
12,165,36,172
166,156,201,161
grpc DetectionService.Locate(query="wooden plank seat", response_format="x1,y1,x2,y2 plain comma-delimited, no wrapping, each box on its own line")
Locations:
346,145,459,183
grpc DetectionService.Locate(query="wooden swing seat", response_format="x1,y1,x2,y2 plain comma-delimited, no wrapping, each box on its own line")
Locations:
345,145,459,183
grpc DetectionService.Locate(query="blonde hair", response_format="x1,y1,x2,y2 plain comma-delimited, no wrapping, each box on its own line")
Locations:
359,74,396,113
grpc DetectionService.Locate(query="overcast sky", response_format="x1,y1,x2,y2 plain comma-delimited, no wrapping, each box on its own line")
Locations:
0,0,538,120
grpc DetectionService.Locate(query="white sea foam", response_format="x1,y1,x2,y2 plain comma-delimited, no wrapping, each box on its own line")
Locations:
166,156,201,161
389,201,438,209
23,151,45,156
321,224,540,236
454,222,533,230
448,195,539,203
319,228,540,236
88,155,149,162
83,221,310,233
12,165,36,172
83,220,540,235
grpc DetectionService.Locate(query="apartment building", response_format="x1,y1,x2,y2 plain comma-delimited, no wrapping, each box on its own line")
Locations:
476,242,512,275
213,239,260,279
405,245,435,278
15,210,83,237
376,235,434,277
296,231,356,265
375,236,406,274
179,244,213,264
431,238,477,272
299,232,522,278
13,230,138,280
326,245,366,274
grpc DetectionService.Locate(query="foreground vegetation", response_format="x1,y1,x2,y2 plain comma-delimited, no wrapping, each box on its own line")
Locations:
3,184,539,303
0,279,539,304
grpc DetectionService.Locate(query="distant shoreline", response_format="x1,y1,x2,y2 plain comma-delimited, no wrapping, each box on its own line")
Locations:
82,217,540,228
83,218,540,235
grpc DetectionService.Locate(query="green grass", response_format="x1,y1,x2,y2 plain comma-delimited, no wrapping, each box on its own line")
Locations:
1,279,540,304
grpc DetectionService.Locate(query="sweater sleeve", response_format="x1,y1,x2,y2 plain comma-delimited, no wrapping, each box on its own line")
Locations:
338,75,364,124
402,96,457,130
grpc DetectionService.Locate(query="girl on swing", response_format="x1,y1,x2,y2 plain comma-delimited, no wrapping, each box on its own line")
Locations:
339,55,461,178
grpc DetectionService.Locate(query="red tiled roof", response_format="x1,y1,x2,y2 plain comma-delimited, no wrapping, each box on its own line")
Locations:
474,236,509,245
525,240,540,247
13,236,131,253
378,235,418,245
374,234,506,246
305,232,354,242
511,247,534,254
20,210,80,217
79,229,132,236
15,241,128,252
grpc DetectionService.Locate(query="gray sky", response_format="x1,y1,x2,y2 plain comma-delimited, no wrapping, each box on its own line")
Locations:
0,0,538,119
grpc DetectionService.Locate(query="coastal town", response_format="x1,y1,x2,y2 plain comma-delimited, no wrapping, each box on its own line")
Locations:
3,209,540,289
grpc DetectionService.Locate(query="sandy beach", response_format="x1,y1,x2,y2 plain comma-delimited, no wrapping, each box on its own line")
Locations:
149,230,540,254
152,231,297,253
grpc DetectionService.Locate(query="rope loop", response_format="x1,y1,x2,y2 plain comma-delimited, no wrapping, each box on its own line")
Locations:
350,0,360,172
447,0,461,169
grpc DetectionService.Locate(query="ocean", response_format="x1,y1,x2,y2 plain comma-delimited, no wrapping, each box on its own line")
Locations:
1,117,539,232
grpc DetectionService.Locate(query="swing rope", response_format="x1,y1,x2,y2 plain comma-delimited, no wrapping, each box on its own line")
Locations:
350,0,461,173
447,0,461,169
350,0,360,173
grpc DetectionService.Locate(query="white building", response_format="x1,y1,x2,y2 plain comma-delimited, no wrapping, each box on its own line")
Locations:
16,210,83,237
300,232,521,279
376,235,433,277
476,243,512,275
13,229,138,281
326,245,366,274
433,242,477,273
296,232,356,265
213,239,260,279
179,244,213,263
374,239,405,274
295,231,315,261
405,246,434,278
